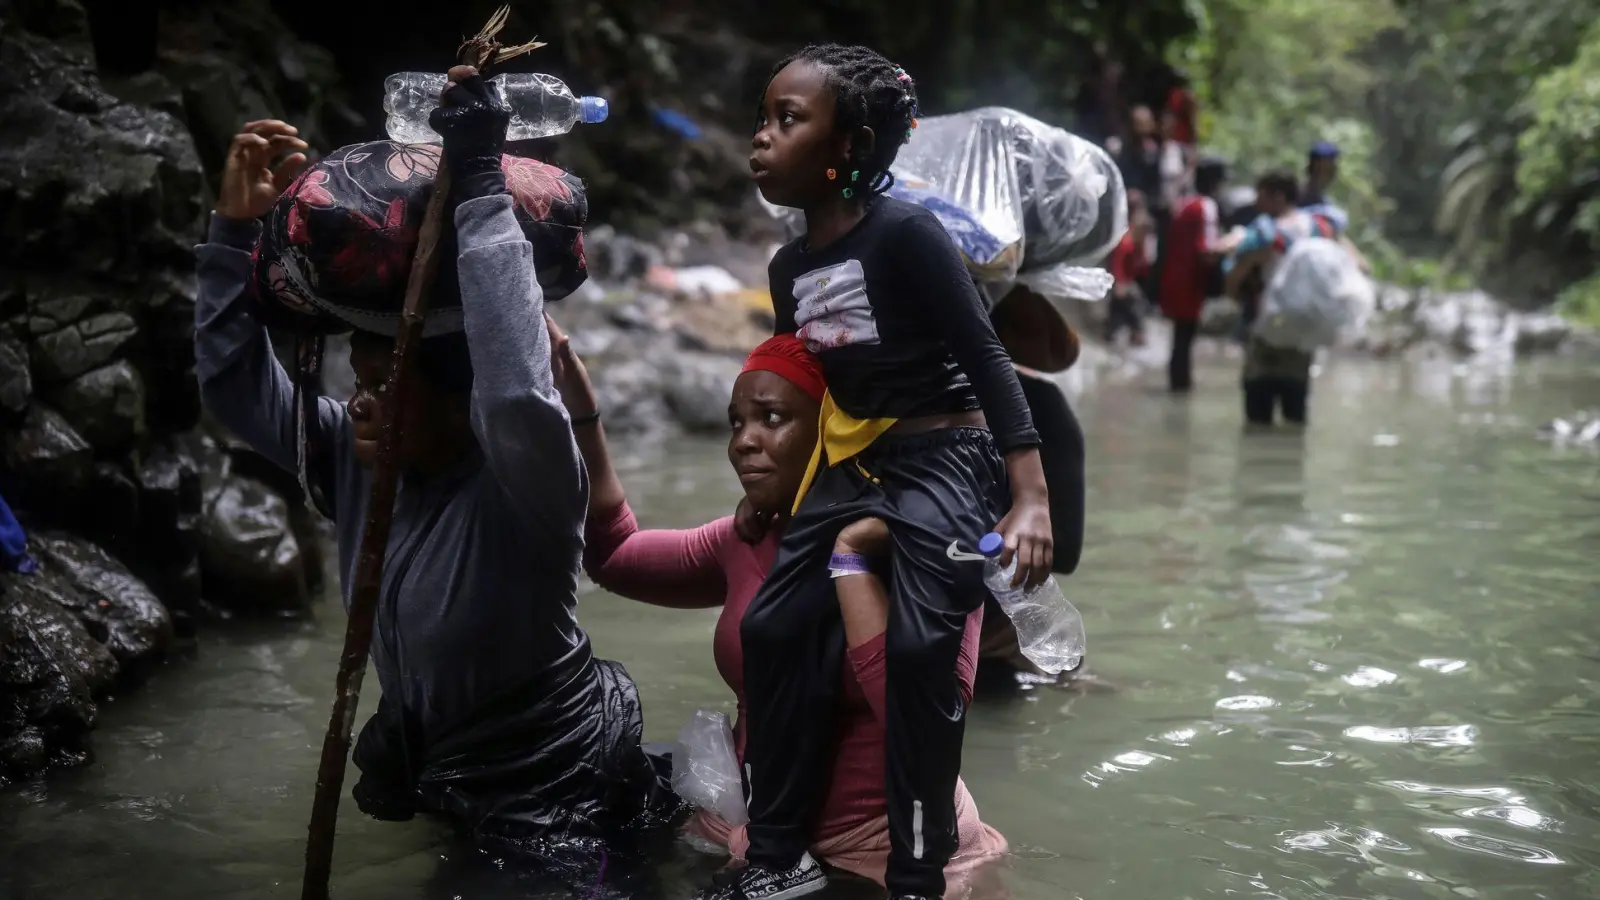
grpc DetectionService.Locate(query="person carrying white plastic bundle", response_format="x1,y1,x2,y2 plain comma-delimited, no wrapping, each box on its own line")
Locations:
1224,170,1371,427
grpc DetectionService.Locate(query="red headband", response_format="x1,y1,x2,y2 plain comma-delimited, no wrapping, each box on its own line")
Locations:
741,333,825,402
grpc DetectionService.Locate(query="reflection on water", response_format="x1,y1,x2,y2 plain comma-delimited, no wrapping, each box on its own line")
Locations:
4,356,1600,900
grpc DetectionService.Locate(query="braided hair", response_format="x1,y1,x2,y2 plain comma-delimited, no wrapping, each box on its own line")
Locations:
759,43,920,199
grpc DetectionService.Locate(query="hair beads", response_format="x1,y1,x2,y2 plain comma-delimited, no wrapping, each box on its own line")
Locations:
758,44,921,201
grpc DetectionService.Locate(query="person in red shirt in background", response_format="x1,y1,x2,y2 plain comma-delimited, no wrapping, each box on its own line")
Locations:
1105,189,1151,346
1165,74,1198,149
1159,157,1233,392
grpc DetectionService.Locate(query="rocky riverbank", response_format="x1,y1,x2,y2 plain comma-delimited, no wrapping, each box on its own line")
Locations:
0,0,350,782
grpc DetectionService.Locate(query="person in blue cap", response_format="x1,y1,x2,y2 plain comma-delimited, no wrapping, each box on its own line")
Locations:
1300,141,1367,271
1301,141,1341,210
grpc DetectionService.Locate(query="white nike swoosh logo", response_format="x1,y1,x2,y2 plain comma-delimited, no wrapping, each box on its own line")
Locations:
947,540,985,562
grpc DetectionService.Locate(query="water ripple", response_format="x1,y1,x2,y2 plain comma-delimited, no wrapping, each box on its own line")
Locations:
1382,781,1521,801
1425,827,1566,865
1458,804,1563,832
1217,694,1279,711
1343,666,1400,688
1276,745,1337,767
1279,824,1413,860
1344,724,1478,747
1081,749,1175,787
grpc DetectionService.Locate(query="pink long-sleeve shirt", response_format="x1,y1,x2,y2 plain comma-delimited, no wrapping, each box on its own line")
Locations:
583,500,984,840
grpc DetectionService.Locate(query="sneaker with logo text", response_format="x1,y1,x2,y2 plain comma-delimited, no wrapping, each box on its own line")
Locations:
693,852,827,900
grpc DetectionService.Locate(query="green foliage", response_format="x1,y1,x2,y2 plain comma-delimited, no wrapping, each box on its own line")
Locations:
1516,20,1600,243
1377,0,1597,297
1183,0,1600,306
1179,0,1398,240
1368,252,1474,293
1556,274,1600,330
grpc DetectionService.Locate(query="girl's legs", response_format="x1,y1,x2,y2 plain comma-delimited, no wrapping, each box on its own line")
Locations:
829,502,988,900
735,429,1004,900
866,430,1008,899
730,469,882,899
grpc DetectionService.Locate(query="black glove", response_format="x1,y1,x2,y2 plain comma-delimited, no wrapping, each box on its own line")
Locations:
428,70,510,202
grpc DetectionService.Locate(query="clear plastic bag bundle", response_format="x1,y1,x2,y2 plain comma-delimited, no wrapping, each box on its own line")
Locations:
895,107,1126,272
1255,236,1375,351
671,709,748,826
759,107,1125,309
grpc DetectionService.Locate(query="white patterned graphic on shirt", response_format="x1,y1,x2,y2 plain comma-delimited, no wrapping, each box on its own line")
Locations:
791,258,879,352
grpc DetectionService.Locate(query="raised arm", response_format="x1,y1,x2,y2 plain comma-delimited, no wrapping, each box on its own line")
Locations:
454,195,583,510
194,122,345,494
431,67,583,522
541,313,728,608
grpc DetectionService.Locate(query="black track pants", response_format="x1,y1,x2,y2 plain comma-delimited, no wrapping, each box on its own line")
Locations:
740,427,1009,898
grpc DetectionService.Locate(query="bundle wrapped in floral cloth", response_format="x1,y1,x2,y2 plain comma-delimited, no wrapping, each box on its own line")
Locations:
248,140,588,337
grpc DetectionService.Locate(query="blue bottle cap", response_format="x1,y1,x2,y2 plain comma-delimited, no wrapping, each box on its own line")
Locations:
978,532,1005,558
579,96,610,125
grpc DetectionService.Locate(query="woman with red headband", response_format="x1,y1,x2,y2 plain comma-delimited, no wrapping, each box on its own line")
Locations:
543,319,1007,891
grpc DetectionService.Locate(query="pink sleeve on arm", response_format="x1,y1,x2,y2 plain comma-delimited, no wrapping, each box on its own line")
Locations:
955,605,983,705
847,604,987,721
583,501,733,609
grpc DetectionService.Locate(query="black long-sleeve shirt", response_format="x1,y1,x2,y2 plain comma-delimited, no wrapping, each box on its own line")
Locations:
769,197,1039,453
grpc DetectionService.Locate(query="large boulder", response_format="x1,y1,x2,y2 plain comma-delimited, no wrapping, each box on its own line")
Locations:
2,569,121,696
1,403,92,510
0,30,207,276
200,475,309,615
564,307,745,437
133,441,205,630
1511,311,1573,355
29,310,139,385
0,575,102,776
0,533,171,779
46,359,146,452
28,532,174,668
184,431,309,615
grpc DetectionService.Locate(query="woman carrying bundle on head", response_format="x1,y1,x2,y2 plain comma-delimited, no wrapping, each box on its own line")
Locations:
192,69,673,862
708,44,1055,900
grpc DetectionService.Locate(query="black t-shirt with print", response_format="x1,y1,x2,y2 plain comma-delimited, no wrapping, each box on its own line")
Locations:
768,196,1039,453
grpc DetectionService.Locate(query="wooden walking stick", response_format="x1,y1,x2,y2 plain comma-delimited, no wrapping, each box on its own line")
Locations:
300,8,544,899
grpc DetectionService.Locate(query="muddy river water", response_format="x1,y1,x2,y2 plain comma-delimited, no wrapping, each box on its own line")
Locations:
3,354,1598,900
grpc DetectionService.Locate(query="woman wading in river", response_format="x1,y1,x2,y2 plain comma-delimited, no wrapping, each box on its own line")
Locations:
546,323,1009,895
194,83,671,858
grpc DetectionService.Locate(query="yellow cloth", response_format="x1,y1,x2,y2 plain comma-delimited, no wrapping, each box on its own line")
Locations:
792,390,898,515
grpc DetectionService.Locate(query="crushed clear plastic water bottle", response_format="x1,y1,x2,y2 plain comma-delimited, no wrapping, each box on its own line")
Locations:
383,72,610,144
979,532,1086,674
